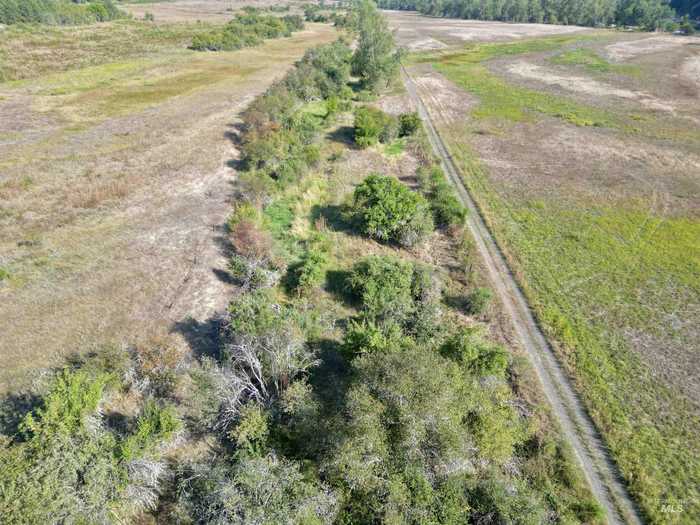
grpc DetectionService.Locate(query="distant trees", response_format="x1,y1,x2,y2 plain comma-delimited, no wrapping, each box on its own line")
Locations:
0,0,123,25
376,0,678,29
190,11,305,51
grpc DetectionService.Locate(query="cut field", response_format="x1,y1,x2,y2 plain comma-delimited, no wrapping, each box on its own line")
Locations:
0,17,338,393
397,15,700,524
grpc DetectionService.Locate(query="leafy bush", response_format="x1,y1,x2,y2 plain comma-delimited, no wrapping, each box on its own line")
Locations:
398,111,421,137
440,326,509,377
466,286,492,316
352,174,434,247
348,255,416,324
286,247,327,296
419,166,467,229
353,106,398,147
119,400,180,461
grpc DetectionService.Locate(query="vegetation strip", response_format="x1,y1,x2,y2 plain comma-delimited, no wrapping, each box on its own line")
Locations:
400,65,643,525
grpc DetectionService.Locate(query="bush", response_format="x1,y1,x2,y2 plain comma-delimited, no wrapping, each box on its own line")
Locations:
354,106,398,147
352,174,434,247
465,287,492,316
398,112,421,137
440,326,508,377
420,166,467,229
119,400,180,461
287,247,327,296
348,255,416,324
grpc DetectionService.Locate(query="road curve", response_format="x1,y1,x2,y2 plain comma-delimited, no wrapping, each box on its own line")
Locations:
401,66,643,525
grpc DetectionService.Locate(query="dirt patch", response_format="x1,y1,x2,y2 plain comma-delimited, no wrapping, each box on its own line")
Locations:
406,37,448,51
508,61,676,113
605,35,700,61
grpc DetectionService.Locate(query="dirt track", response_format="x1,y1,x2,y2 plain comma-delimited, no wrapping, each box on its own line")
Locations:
401,66,643,525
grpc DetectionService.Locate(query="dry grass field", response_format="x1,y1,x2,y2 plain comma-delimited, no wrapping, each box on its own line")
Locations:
0,13,338,393
393,10,700,522
122,0,307,23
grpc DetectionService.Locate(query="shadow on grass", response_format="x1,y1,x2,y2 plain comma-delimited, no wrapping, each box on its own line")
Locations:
326,125,356,148
0,391,41,438
311,203,354,233
171,316,225,361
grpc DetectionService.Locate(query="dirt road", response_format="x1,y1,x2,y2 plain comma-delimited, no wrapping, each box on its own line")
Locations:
401,66,643,525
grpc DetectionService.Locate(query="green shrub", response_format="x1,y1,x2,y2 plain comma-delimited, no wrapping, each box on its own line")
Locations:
352,174,434,247
229,404,269,456
440,326,508,377
347,255,424,327
342,320,406,356
418,166,467,229
398,112,421,137
353,106,398,147
466,286,492,316
119,400,180,461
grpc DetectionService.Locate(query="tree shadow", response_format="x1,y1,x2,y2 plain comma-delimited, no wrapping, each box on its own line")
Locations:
0,391,40,438
308,338,352,412
326,125,356,148
171,316,225,361
325,269,356,307
310,203,354,233
444,293,468,313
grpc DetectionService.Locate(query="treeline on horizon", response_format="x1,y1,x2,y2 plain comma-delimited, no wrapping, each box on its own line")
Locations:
0,0,122,25
377,0,693,29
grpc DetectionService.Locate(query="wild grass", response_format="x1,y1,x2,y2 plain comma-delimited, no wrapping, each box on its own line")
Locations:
550,47,641,76
0,20,222,82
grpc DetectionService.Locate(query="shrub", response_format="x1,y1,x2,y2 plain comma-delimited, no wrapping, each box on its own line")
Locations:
440,326,508,377
353,106,398,147
348,255,416,324
342,320,406,356
119,400,180,462
466,287,492,316
229,219,279,290
287,247,327,296
229,404,269,456
398,112,421,137
352,174,434,247
419,166,467,229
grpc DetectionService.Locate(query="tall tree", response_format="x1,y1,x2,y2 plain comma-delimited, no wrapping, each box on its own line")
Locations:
352,0,400,91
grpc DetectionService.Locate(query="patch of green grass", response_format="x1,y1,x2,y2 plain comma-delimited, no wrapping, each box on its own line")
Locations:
444,134,700,524
0,267,10,281
264,197,295,239
384,138,406,156
550,48,641,76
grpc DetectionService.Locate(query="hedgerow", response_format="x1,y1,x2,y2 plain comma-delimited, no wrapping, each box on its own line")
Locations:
190,10,304,51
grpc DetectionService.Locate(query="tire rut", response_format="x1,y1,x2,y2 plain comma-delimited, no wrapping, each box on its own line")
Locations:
401,66,643,525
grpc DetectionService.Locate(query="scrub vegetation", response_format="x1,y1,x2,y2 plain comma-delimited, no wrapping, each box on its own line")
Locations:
1,2,605,523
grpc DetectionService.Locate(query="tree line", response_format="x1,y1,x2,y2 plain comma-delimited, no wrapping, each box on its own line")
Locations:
0,0,122,25
377,0,682,29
